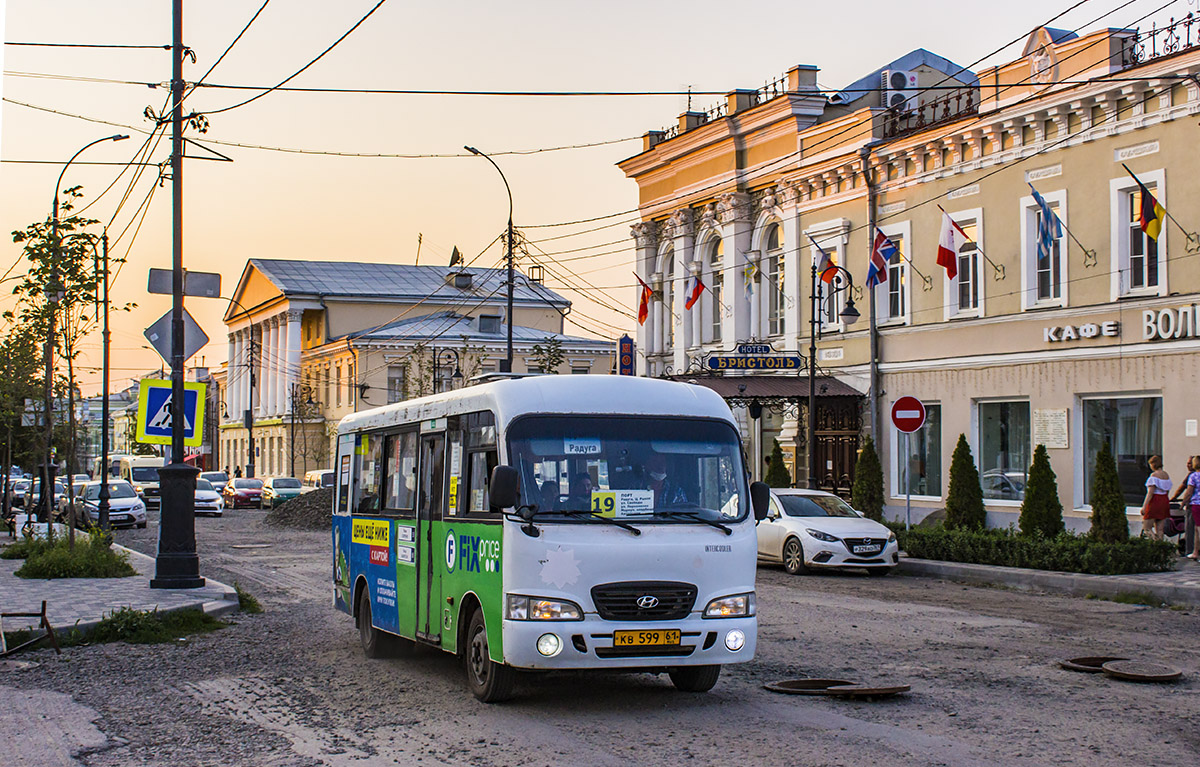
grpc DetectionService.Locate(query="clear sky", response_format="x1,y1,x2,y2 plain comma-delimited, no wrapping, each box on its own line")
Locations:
0,0,1183,395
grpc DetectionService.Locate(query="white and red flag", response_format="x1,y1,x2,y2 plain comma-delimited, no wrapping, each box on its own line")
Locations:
937,212,970,280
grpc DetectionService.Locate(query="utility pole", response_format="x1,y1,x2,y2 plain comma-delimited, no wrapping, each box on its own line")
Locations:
152,0,203,589
246,335,256,479
861,145,881,445
97,232,111,531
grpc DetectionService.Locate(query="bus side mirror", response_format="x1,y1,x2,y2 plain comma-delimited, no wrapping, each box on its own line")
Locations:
489,465,521,512
750,481,770,521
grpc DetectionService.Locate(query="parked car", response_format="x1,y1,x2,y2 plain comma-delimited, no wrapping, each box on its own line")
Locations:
301,469,335,493
26,480,65,514
71,473,90,484
73,480,147,529
6,479,31,509
199,471,229,494
194,478,224,517
757,489,899,576
262,477,303,509
57,481,90,520
982,470,1026,501
223,478,264,509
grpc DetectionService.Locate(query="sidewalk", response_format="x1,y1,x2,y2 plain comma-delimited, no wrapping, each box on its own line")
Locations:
0,540,238,638
899,554,1200,607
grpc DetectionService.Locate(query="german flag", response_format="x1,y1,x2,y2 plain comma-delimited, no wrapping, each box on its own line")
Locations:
1124,164,1166,241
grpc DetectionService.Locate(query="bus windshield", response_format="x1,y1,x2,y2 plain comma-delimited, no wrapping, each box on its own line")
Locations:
507,415,747,524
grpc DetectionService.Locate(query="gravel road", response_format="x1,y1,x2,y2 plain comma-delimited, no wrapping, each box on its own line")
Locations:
5,507,1198,766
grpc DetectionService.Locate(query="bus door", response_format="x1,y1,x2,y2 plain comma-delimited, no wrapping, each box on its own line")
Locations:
416,429,446,642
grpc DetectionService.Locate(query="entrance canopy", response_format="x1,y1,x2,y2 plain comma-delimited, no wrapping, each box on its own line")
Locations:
673,374,862,411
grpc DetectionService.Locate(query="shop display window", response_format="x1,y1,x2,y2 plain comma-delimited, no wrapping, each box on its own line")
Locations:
1082,397,1162,507
978,401,1030,501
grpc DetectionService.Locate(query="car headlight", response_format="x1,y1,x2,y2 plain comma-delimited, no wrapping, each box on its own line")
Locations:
805,528,839,543
505,595,582,621
134,485,144,494
704,592,755,618
888,531,896,542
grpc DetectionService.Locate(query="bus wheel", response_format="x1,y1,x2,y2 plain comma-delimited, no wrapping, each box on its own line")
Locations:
358,588,386,659
669,664,721,692
465,610,516,703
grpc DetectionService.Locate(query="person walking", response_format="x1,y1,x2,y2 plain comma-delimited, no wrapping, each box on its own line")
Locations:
1140,455,1171,541
1177,455,1200,560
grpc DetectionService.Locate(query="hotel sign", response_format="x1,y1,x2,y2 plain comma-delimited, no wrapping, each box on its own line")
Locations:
708,342,802,370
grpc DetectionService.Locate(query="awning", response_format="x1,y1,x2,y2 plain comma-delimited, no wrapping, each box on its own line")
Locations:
673,374,863,401
184,453,203,462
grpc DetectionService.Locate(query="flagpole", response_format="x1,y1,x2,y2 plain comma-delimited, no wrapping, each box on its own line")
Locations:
863,143,880,447
1029,182,1095,263
1121,163,1193,240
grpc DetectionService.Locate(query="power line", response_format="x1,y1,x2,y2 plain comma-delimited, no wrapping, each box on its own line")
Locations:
193,0,272,88
3,41,169,49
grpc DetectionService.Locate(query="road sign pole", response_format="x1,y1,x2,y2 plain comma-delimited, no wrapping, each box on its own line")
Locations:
904,431,911,530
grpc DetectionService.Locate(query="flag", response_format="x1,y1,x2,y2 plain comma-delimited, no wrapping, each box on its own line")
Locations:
937,213,970,280
1133,177,1166,241
684,273,706,310
742,262,759,299
634,273,653,325
807,234,837,284
1029,183,1062,264
868,229,897,288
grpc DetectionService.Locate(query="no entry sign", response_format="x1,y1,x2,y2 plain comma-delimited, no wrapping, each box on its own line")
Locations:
891,396,926,433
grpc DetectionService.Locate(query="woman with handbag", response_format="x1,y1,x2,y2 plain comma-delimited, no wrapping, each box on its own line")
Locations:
1177,455,1200,560
1141,455,1171,541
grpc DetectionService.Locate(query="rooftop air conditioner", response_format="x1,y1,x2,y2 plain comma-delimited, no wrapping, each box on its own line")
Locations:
881,69,919,112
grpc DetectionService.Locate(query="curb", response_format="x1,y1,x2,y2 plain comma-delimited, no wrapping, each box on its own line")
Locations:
897,557,1200,607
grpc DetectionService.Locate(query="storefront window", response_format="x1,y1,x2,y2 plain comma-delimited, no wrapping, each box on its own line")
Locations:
899,403,941,497
979,402,1030,501
1083,397,1162,506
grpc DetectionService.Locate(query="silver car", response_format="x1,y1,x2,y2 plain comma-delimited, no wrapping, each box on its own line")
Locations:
74,481,148,529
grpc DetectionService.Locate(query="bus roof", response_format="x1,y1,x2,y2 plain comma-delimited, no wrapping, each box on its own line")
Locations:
337,376,735,436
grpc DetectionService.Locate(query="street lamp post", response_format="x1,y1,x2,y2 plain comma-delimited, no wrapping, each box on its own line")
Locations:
464,146,514,373
808,263,860,489
43,134,128,533
93,231,113,531
432,348,464,394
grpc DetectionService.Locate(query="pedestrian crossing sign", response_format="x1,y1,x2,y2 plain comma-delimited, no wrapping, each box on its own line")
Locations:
136,378,206,447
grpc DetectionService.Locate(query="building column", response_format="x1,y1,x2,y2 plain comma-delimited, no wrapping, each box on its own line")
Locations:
668,209,694,372
266,318,280,416
631,222,657,377
718,192,753,348
285,309,302,414
781,185,803,353
253,323,265,416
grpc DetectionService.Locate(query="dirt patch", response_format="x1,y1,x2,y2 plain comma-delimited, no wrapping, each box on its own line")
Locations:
262,488,332,531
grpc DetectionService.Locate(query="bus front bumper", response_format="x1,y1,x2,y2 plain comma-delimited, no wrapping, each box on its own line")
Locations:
502,615,756,670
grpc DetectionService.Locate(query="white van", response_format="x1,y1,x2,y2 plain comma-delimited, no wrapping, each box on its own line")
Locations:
119,455,166,507
301,469,335,493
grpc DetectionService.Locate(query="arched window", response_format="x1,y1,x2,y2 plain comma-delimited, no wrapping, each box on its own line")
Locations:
708,238,723,342
662,248,675,350
765,224,785,336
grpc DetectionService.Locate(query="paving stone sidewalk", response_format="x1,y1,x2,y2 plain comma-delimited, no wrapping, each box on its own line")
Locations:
0,539,237,637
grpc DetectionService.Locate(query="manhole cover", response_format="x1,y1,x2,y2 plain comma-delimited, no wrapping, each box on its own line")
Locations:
825,684,911,699
1101,660,1183,683
1059,656,1129,673
763,679,854,695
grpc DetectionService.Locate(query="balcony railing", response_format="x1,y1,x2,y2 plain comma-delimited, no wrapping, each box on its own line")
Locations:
1120,14,1198,68
882,87,978,139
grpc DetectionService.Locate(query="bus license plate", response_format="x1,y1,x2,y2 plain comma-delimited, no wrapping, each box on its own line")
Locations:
613,629,681,647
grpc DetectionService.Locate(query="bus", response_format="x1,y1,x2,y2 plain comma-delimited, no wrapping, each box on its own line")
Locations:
118,455,165,507
332,375,768,702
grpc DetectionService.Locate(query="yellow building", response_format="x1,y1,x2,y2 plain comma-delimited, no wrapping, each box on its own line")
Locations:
218,259,613,478
620,24,1200,528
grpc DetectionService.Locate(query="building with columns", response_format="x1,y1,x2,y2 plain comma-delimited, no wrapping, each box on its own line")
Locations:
620,24,1200,529
218,259,613,478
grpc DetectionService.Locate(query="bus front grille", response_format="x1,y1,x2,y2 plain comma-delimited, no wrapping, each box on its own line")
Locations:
590,581,696,621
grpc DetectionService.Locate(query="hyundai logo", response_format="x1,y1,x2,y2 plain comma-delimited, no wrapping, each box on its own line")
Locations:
636,595,660,609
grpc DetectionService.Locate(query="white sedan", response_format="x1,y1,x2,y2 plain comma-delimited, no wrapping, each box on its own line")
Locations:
194,478,224,517
757,489,898,576
74,480,148,529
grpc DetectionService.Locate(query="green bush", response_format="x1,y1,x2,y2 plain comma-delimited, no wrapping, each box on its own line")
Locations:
1,535,46,560
14,533,136,579
945,434,986,530
234,581,263,614
1019,444,1064,538
896,525,1175,575
851,437,884,521
74,607,225,646
764,439,792,488
1089,441,1129,544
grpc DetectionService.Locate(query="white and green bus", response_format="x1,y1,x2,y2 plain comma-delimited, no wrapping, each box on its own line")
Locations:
332,375,768,702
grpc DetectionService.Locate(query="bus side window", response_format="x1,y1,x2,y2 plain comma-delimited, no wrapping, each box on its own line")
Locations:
384,431,417,514
466,449,498,514
355,433,384,515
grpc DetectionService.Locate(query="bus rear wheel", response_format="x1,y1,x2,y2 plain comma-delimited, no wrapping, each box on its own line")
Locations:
358,588,387,659
465,609,516,703
669,664,721,692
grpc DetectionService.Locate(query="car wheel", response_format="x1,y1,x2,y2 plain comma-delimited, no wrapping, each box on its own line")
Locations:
465,609,517,702
669,664,722,692
783,537,810,575
865,567,892,577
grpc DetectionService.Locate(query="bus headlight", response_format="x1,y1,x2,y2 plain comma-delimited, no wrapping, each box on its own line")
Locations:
703,593,755,618
536,633,563,657
505,595,582,621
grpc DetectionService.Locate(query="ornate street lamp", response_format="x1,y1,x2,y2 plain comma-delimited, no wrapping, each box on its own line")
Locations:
808,263,859,489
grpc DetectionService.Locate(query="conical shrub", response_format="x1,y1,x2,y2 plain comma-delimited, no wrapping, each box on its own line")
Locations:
1019,444,1064,537
1088,441,1128,543
851,436,884,521
945,434,986,530
764,439,792,488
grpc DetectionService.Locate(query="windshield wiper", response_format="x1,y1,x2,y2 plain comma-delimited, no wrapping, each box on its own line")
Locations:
655,510,733,535
561,510,642,536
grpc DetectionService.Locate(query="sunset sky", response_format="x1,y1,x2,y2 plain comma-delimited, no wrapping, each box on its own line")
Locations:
0,0,1181,394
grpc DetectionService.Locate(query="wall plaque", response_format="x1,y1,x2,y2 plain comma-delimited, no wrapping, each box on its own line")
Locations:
1033,408,1069,449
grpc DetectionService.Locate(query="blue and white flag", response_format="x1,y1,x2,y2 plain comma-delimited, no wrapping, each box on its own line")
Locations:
1029,183,1062,263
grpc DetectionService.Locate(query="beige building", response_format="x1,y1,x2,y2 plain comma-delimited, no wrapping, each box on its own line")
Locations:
620,23,1200,528
218,259,613,478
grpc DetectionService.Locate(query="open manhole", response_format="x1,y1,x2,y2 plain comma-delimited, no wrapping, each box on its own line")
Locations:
825,684,911,699
230,544,273,550
1100,660,1183,683
763,679,854,695
1059,656,1129,673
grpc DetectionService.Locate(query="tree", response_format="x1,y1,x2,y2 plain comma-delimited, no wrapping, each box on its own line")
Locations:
1019,444,1064,537
764,439,792,488
1088,441,1129,543
850,436,884,521
529,337,565,374
945,433,987,530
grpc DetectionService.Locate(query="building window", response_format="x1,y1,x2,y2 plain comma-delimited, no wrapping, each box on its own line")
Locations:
707,238,723,343
765,224,785,336
387,365,405,404
348,362,356,406
661,248,675,351
978,401,1030,502
570,367,589,375
946,213,982,319
1021,189,1067,309
1083,396,1162,507
896,403,941,498
1110,169,1166,299
322,364,330,409
335,364,342,407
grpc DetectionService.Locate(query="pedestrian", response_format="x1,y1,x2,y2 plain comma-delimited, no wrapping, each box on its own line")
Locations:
1140,455,1171,541
1176,455,1200,560
1167,457,1194,546
234,465,243,478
